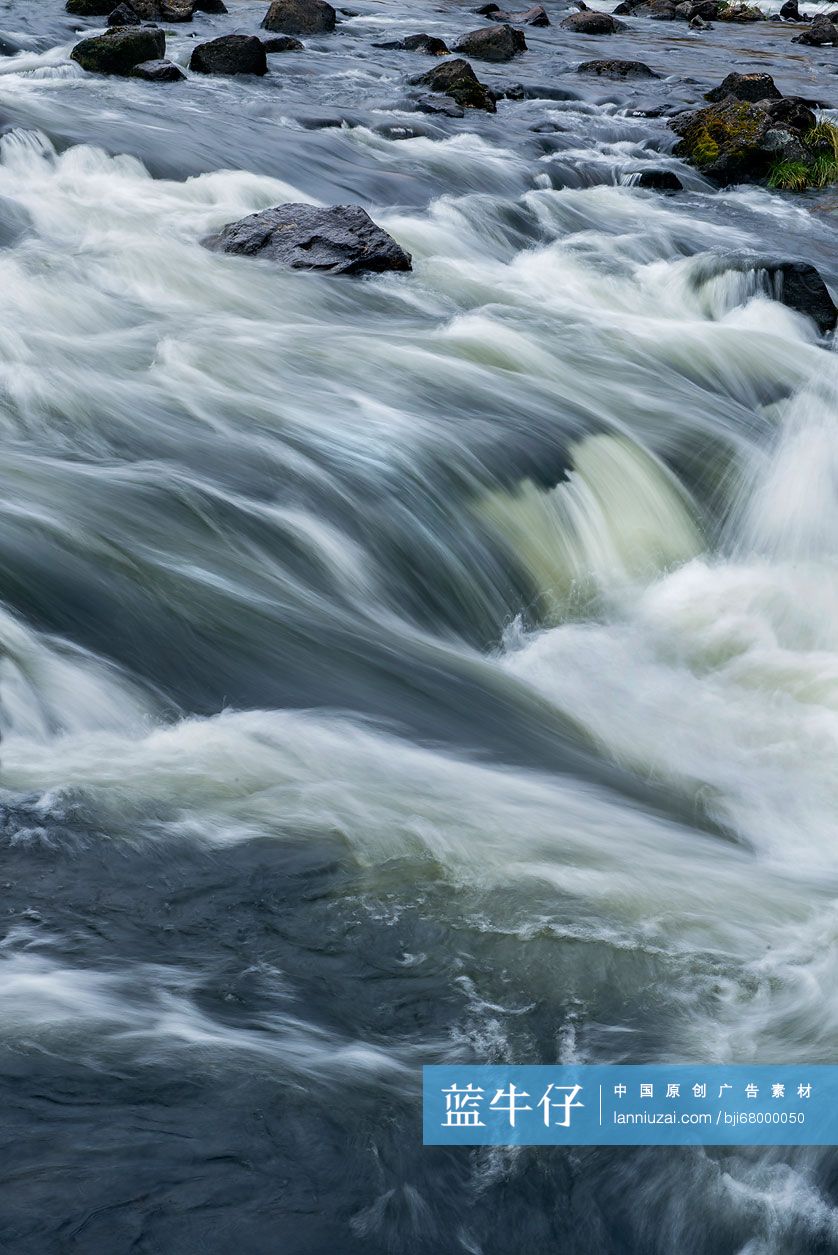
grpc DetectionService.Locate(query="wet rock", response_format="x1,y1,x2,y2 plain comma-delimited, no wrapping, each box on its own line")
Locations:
66,0,116,13
262,34,305,50
484,5,550,24
194,0,228,10
674,0,717,18
705,72,781,102
262,0,336,34
411,58,496,111
132,57,185,79
612,1,634,12
769,261,837,333
415,95,466,116
634,168,683,188
794,13,838,41
160,0,196,19
689,14,712,27
577,58,658,77
403,34,450,54
70,27,165,75
454,24,527,61
496,81,526,98
779,0,801,16
205,204,412,276
107,3,141,23
671,96,815,184
717,1,763,19
560,10,627,31
636,1,678,19
190,34,268,74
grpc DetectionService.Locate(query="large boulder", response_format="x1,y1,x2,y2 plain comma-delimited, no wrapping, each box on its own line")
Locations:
66,0,114,13
560,11,627,32
705,71,781,102
794,13,838,42
454,24,527,60
671,96,816,184
768,261,837,333
411,58,496,111
191,34,268,73
261,0,336,34
132,58,186,79
70,27,165,75
205,204,412,275
577,57,658,76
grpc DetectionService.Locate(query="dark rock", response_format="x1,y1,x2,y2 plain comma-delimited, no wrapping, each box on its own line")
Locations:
205,203,412,276
107,3,141,24
705,71,781,102
194,0,228,10
403,33,450,54
670,97,815,184
70,27,165,75
577,57,658,77
779,0,800,16
371,40,405,49
634,0,677,18
474,1,501,11
496,81,526,98
794,13,838,41
634,168,683,188
262,34,305,50
717,2,763,20
160,0,195,19
486,5,549,24
415,94,466,116
689,14,712,26
411,58,496,111
769,261,837,333
675,0,717,18
131,57,185,79
66,0,114,13
560,10,627,31
612,2,634,12
454,23,527,60
190,34,268,74
261,0,336,34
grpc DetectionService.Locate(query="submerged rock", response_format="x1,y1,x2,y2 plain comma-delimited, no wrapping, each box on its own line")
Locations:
205,203,412,275
454,24,527,61
132,58,186,79
705,72,781,102
794,13,838,42
261,0,336,34
262,34,305,50
560,11,627,32
190,35,268,74
70,27,165,75
634,168,683,189
415,95,465,116
577,58,658,77
411,58,496,111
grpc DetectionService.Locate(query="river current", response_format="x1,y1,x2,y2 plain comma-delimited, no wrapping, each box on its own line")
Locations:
2,1,838,1252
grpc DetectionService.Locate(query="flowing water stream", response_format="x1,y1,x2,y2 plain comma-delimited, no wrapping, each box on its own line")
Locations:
2,1,838,1251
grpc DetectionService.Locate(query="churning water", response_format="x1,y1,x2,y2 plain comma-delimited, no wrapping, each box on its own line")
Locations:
2,0,838,1251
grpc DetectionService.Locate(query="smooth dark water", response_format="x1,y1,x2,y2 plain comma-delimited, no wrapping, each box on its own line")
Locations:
2,1,838,1252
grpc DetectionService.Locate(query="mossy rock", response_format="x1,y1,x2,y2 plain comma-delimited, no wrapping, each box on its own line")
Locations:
70,28,166,75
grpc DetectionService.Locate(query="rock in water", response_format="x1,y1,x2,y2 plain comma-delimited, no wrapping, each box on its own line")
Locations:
670,97,815,183
705,71,781,102
794,12,838,42
577,58,658,77
261,0,336,34
194,0,228,10
454,24,527,61
411,58,496,111
205,204,412,276
486,6,550,26
403,34,450,54
132,58,186,80
560,11,627,32
66,0,115,13
107,4,141,25
190,35,268,74
70,28,166,75
262,35,305,51
768,261,838,333
634,168,683,189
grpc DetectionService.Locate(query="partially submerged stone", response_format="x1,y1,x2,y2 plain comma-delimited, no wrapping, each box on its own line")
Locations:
70,27,165,75
454,24,527,61
705,72,781,103
261,0,336,34
132,58,186,79
262,34,305,50
794,13,838,42
411,58,496,112
577,58,658,77
205,203,412,276
670,96,815,184
634,168,683,189
560,11,627,32
190,35,268,74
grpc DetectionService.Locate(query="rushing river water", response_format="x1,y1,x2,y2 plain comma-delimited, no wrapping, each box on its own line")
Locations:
2,1,838,1252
